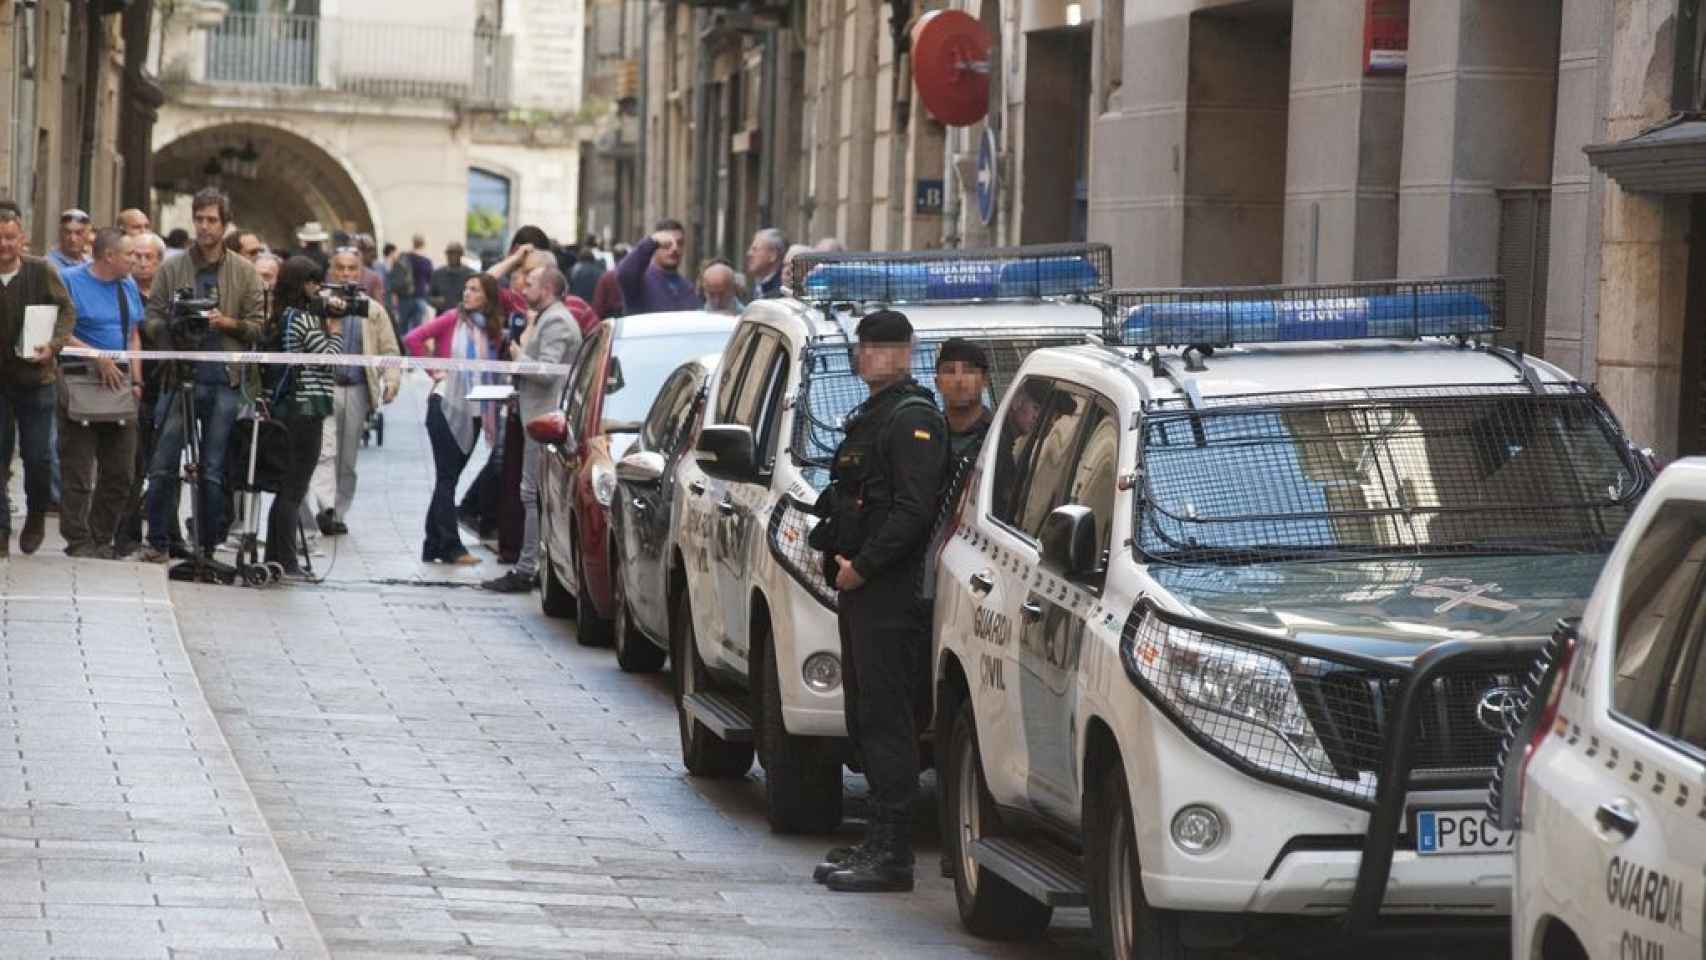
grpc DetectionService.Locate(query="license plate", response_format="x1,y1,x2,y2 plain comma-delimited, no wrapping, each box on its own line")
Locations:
1413,808,1514,856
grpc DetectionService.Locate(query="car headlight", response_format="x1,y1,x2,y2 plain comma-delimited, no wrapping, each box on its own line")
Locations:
1126,614,1338,781
591,463,617,507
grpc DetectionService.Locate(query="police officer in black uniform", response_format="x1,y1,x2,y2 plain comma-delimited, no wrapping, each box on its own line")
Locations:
808,308,947,893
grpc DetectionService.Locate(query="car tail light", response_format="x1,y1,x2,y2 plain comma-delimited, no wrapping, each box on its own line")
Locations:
1488,626,1577,830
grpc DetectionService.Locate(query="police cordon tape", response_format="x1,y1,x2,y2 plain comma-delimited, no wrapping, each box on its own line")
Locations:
58,346,574,376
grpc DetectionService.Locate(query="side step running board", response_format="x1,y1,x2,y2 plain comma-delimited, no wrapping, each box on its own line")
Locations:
681,691,754,742
968,837,1088,908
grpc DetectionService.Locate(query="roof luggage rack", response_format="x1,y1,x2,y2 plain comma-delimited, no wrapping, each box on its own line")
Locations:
787,243,1113,305
1109,276,1504,348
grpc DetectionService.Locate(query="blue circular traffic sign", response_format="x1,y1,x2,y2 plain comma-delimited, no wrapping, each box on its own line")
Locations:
976,127,998,227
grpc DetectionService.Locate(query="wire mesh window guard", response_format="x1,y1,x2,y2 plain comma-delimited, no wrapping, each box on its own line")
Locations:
1111,277,1504,347
1137,387,1647,565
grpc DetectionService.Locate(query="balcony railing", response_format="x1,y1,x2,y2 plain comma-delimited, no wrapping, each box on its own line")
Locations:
205,14,513,106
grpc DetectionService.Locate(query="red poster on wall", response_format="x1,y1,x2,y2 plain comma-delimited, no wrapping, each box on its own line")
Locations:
1364,0,1409,75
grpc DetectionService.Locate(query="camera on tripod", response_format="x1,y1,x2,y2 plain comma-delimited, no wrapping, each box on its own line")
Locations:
170,287,219,345
314,283,369,319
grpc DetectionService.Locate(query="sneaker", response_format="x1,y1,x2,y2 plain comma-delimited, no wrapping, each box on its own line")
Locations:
329,518,349,535
446,552,482,566
481,570,536,593
110,542,138,560
65,542,113,560
139,546,170,564
316,509,338,537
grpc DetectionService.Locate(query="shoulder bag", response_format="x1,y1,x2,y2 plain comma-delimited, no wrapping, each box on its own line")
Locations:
62,281,135,425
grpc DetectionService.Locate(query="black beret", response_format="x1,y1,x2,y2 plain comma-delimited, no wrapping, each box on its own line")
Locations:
856,309,913,343
936,337,990,371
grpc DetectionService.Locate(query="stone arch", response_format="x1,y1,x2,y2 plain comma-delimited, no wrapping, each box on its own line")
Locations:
152,118,384,251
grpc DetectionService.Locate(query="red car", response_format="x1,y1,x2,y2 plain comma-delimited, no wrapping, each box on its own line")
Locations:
536,311,739,645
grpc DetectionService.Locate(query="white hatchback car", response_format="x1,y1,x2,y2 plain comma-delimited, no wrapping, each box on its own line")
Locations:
1491,459,1705,960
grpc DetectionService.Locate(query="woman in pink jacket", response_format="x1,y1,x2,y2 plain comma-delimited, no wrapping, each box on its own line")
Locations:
403,273,504,564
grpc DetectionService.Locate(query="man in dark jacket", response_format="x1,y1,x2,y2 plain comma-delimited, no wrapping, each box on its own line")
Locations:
616,219,699,315
0,203,77,557
810,309,947,894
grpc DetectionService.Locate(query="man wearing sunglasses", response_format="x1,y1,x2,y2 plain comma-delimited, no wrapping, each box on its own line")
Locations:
49,209,93,275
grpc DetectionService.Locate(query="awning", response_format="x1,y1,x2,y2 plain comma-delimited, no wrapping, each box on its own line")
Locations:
1585,113,1706,193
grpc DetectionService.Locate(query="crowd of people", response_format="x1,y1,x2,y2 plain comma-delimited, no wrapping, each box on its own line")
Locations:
0,188,837,584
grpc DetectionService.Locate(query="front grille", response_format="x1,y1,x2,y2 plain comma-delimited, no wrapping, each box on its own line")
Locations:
1301,669,1517,781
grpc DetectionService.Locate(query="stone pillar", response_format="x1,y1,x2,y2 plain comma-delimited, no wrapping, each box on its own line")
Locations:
1396,0,1560,277
846,0,879,250
1595,0,1689,458
1281,0,1404,283
120,0,164,213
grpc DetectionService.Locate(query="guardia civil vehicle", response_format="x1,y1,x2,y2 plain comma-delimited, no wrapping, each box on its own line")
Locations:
930,279,1655,956
669,245,1107,834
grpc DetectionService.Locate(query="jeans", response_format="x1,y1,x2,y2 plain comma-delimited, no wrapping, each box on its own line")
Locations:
515,439,542,576
266,415,323,571
423,395,476,561
0,381,59,532
146,382,242,551
57,405,138,551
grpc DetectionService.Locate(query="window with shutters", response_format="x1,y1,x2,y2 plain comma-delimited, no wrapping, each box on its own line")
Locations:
1497,188,1550,354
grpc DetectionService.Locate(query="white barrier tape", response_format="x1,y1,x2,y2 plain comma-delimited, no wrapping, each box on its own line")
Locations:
58,346,572,376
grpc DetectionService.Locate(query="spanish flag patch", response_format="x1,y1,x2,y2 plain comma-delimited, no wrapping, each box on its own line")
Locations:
913,429,932,441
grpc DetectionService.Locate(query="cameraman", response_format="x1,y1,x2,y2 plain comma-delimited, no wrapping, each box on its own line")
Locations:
266,257,343,576
140,188,265,563
301,247,401,536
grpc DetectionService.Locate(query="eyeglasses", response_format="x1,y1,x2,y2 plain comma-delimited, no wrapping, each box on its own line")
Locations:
60,209,91,224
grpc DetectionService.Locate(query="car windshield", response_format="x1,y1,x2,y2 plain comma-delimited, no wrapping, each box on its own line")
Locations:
1136,390,1647,564
603,332,733,430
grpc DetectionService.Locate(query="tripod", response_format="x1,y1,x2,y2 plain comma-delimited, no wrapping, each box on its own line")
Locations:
163,359,239,584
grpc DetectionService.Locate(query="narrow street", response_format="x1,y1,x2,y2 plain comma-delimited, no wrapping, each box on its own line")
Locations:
3,373,1096,958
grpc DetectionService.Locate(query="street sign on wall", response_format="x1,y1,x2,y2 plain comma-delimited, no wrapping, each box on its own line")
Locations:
1363,0,1408,75
976,127,998,226
915,179,945,215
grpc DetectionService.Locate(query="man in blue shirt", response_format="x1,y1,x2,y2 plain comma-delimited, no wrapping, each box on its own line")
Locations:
59,228,144,558
47,209,92,275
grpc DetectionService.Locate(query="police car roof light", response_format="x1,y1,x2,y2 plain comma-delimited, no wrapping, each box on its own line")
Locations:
1111,276,1505,348
788,243,1112,305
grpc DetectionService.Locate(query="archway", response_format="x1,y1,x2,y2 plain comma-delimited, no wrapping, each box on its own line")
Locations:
152,121,375,252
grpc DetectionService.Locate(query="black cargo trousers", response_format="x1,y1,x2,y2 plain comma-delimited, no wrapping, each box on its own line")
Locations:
836,559,930,834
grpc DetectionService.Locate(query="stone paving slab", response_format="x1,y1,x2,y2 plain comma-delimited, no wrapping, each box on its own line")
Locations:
0,556,328,958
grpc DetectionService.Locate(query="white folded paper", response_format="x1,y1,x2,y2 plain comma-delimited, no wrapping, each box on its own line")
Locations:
17,306,56,359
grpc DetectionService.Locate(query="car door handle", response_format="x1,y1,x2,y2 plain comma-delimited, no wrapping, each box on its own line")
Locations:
969,571,995,594
689,480,706,496
632,499,650,513
717,498,736,516
1595,798,1639,840
1020,600,1044,622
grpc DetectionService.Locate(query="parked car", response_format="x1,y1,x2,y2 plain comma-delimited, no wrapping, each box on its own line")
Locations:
607,353,720,673
1490,458,1703,960
536,312,739,648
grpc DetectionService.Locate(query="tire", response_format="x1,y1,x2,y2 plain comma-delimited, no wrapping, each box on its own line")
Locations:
540,535,575,619
613,547,666,673
1087,756,1189,960
671,587,753,778
945,698,1053,940
573,534,614,647
757,633,842,834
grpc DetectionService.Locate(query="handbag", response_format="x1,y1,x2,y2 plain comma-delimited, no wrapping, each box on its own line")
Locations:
61,281,136,425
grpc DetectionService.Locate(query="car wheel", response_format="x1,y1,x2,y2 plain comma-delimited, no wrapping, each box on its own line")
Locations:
1088,755,1189,960
613,545,666,673
757,632,842,834
672,587,753,778
539,533,575,619
573,533,614,647
946,697,1053,940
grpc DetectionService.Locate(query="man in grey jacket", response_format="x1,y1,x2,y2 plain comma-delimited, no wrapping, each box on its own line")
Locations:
484,265,581,593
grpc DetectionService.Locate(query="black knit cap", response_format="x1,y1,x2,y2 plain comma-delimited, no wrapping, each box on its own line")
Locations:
936,337,990,371
856,308,913,343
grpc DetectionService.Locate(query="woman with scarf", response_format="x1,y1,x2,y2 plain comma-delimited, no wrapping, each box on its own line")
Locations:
268,256,342,576
404,272,505,565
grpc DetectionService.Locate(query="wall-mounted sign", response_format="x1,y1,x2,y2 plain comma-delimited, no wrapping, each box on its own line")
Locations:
1363,0,1409,75
915,179,945,215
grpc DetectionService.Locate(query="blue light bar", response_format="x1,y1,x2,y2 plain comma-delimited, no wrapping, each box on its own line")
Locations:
1121,290,1499,346
801,254,1101,303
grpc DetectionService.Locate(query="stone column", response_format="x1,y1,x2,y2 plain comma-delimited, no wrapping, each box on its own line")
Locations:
120,0,164,213
1281,0,1404,284
1396,0,1560,277
1595,0,1689,458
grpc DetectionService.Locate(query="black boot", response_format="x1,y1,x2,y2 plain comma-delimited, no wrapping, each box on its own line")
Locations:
812,843,864,884
825,823,914,893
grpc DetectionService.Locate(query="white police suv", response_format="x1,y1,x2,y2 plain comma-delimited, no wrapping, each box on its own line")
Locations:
930,279,1655,955
1489,459,1703,960
667,246,1106,833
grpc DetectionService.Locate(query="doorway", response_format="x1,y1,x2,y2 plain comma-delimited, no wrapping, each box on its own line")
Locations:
1021,27,1092,244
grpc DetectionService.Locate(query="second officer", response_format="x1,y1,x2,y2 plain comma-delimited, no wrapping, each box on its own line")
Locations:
809,308,947,893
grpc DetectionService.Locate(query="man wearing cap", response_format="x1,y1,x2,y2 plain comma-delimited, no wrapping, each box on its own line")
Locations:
429,243,477,316
934,337,994,458
808,308,947,894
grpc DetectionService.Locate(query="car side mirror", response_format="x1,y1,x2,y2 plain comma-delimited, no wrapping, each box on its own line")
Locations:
695,425,758,483
1040,504,1099,579
526,411,575,455
617,450,667,487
